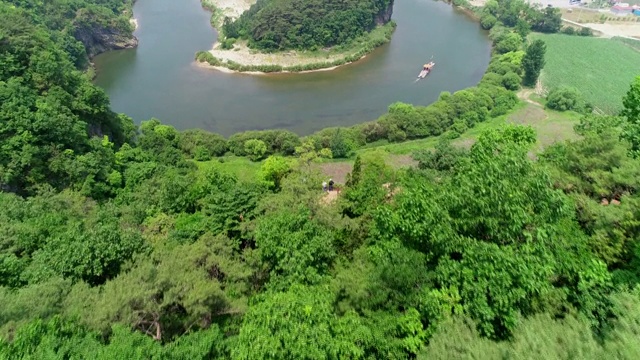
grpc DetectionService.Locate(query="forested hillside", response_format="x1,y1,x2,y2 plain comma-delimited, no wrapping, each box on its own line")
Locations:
3,0,135,66
3,0,640,358
222,0,395,51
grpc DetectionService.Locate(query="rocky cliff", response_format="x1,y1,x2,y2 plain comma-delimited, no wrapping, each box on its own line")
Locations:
74,25,138,58
375,0,395,26
72,11,138,58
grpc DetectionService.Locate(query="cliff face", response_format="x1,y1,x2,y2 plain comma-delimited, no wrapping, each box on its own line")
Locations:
71,8,138,58
74,24,138,58
375,0,394,26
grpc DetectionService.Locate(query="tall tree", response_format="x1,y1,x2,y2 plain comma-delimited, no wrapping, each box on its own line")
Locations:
522,39,546,87
621,76,640,156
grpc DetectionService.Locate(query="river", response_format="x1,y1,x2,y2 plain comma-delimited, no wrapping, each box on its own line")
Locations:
93,0,491,136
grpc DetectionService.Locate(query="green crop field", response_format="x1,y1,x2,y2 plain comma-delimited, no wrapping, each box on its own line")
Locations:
531,34,640,114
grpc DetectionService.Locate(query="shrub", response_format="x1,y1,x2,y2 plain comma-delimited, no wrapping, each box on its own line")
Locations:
579,27,593,36
329,129,355,158
481,14,498,30
220,37,236,50
561,26,576,35
244,139,267,161
228,130,301,156
178,129,228,159
494,32,523,54
546,86,590,113
502,72,521,90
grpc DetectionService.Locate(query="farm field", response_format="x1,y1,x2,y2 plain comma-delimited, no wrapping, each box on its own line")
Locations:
531,33,640,114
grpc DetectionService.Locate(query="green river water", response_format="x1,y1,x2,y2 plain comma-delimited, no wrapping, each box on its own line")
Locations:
93,0,491,136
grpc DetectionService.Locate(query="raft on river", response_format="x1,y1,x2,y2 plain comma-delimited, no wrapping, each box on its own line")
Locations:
418,61,435,79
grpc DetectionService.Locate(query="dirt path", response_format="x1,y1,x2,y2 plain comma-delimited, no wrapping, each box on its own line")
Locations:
582,23,640,39
517,84,545,108
321,190,340,205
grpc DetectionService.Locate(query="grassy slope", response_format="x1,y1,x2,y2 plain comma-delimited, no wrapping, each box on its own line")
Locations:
357,99,581,156
531,33,640,114
195,156,262,183
202,95,582,184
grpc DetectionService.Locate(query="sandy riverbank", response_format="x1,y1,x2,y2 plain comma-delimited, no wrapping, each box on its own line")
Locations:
130,18,138,30
203,0,254,19
207,40,360,70
194,56,346,75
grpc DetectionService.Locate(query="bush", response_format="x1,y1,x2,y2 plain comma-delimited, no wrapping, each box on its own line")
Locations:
228,130,301,156
579,27,593,36
178,129,228,159
220,37,236,50
494,32,523,54
329,129,356,158
244,139,267,161
481,14,498,30
546,87,589,112
561,26,576,35
502,72,521,90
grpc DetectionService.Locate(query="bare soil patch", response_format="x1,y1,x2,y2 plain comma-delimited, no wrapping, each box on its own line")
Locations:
314,162,353,185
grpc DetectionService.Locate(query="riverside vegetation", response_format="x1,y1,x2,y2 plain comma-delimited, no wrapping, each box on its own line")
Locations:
4,0,640,358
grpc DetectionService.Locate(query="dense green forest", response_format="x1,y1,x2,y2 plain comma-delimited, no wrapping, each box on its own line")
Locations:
221,0,395,51
3,0,135,67
3,0,640,357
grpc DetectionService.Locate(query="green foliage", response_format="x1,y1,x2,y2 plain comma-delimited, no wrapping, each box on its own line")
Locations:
0,6,132,195
622,76,640,156
244,139,267,161
501,71,521,90
220,37,236,50
232,285,369,359
254,206,336,287
579,26,593,37
223,0,393,51
546,86,591,113
482,0,561,34
494,32,523,54
4,0,640,355
228,129,301,156
65,234,251,340
342,151,395,218
259,155,293,190
531,34,640,114
480,13,498,30
413,138,468,173
294,139,333,166
375,125,613,339
178,129,228,160
522,39,546,87
0,191,145,286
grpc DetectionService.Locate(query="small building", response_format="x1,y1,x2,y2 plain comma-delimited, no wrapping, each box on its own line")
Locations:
611,5,633,15
634,9,640,16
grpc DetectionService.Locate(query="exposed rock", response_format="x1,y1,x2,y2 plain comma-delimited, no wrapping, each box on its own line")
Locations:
72,14,138,58
375,0,395,26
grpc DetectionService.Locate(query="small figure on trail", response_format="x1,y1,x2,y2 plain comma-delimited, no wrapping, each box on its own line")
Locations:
328,178,334,191
322,181,327,192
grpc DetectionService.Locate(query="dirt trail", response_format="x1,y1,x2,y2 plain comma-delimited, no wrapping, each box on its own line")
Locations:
321,190,340,205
